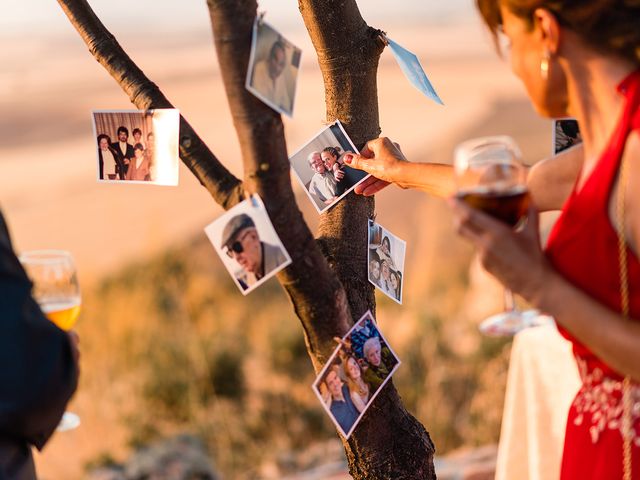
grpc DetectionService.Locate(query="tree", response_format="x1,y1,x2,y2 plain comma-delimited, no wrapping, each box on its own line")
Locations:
56,0,436,477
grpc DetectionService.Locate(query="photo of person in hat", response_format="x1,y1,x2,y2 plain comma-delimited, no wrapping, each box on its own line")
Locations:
220,213,288,291
205,196,291,294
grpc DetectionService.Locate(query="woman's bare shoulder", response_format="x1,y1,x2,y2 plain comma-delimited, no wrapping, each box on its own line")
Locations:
527,143,584,211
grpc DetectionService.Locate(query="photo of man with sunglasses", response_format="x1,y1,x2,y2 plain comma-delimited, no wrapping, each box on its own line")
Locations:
221,213,288,291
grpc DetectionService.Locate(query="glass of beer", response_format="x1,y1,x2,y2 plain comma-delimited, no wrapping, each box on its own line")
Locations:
19,250,81,431
454,136,551,335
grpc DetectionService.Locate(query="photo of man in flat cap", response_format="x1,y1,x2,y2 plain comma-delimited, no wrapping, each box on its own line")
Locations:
221,213,288,291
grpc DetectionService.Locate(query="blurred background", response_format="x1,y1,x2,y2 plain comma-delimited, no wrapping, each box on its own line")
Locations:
1,0,551,478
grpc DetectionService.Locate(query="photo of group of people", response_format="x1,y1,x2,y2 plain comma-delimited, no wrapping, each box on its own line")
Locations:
553,118,582,155
312,311,400,438
368,220,406,304
289,121,370,213
246,17,301,117
204,195,292,295
92,109,180,186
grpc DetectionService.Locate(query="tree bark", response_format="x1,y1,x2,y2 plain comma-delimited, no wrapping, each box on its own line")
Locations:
298,1,436,478
206,0,354,364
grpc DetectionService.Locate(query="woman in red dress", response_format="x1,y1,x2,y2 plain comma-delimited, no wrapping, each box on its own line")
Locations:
344,0,640,477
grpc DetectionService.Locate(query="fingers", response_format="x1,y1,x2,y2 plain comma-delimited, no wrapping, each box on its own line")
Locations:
357,178,391,196
344,153,372,173
449,198,514,252
354,176,376,194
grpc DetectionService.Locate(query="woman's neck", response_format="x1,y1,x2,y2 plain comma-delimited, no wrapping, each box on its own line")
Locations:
562,45,636,175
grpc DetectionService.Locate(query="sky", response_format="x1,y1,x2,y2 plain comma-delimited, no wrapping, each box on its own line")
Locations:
2,0,475,36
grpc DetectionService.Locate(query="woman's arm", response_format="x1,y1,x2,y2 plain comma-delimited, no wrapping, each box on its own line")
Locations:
451,196,640,381
346,137,584,211
535,269,640,381
345,138,455,197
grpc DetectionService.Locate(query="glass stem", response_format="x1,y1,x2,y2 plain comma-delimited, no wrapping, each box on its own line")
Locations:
504,288,518,312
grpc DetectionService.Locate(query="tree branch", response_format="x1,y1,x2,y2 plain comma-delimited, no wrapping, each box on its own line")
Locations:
56,0,244,209
206,0,356,366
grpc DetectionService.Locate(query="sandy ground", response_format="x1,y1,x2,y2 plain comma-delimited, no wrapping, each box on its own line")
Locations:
1,20,552,480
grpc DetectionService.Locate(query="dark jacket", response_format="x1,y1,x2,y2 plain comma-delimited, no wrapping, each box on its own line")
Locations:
0,209,78,479
110,141,134,177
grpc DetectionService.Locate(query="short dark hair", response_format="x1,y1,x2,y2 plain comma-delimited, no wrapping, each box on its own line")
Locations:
134,143,144,152
132,128,142,136
117,126,129,136
321,146,341,159
97,133,111,144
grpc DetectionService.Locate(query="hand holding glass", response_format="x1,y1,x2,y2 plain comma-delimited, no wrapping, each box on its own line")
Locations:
19,250,81,431
453,136,552,335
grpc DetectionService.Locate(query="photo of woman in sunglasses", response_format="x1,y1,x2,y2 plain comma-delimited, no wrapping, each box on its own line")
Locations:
205,195,291,294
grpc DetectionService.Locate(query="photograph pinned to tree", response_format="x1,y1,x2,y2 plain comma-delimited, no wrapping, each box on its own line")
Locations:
289,120,370,214
204,195,292,295
92,109,180,186
245,15,301,117
367,220,406,304
552,118,582,155
312,310,400,439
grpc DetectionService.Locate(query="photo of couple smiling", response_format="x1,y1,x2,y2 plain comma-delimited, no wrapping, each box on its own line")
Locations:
289,121,369,213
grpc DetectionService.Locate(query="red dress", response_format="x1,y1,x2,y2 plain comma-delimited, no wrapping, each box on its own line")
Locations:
545,70,640,479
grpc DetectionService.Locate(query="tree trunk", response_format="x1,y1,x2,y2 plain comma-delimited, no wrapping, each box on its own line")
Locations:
56,0,436,477
297,1,437,478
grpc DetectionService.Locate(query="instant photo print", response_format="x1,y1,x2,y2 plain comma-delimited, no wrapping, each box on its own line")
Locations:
552,118,582,155
367,220,407,304
245,16,302,117
204,195,292,295
312,310,401,439
289,121,370,214
92,109,180,186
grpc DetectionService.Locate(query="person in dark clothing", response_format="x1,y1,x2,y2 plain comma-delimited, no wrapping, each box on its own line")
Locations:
0,208,79,480
110,126,134,178
324,365,359,434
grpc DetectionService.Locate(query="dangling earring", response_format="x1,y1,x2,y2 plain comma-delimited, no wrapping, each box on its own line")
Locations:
540,49,551,80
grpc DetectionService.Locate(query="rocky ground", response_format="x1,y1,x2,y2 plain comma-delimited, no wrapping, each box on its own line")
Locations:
87,434,496,480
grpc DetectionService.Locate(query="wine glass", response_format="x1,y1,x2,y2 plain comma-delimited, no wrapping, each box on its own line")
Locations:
19,250,81,431
453,136,553,336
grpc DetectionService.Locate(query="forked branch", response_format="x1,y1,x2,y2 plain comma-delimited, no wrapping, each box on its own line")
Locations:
56,0,244,209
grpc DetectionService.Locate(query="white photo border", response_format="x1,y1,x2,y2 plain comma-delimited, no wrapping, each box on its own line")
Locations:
289,120,371,215
367,219,407,305
245,16,301,118
91,109,180,186
311,310,401,439
204,194,292,296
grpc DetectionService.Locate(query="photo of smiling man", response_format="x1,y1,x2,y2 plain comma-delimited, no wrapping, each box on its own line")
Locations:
205,195,291,294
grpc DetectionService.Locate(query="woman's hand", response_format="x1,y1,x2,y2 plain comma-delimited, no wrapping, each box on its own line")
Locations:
344,137,407,195
450,199,552,303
